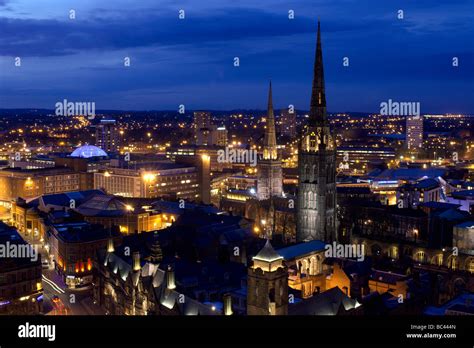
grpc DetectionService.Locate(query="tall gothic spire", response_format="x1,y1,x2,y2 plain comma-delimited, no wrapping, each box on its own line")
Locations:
309,20,327,126
263,81,278,160
257,81,283,201
296,19,337,243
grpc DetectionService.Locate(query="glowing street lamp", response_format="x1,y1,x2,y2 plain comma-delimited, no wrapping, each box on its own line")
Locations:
143,173,156,182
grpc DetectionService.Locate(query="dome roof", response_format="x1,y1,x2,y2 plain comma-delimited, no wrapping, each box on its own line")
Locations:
70,145,108,158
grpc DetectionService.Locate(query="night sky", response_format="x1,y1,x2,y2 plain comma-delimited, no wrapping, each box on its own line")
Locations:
0,0,473,113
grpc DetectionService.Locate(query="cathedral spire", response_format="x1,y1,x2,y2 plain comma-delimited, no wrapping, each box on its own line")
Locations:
309,20,327,126
296,19,337,243
263,81,278,160
257,81,283,200
267,80,274,117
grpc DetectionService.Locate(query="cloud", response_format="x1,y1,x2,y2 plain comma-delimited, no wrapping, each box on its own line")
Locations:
0,7,394,58
0,0,472,112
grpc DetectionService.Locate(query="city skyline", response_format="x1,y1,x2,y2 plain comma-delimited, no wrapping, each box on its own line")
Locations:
0,1,473,345
1,0,473,113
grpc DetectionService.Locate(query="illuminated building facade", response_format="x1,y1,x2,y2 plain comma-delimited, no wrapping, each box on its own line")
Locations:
213,126,228,147
278,240,327,298
0,167,85,203
194,111,228,147
397,178,442,209
94,164,200,200
336,146,396,173
74,195,177,234
406,115,423,150
48,221,121,288
194,111,212,146
174,154,211,204
247,240,288,315
95,119,119,153
166,146,232,172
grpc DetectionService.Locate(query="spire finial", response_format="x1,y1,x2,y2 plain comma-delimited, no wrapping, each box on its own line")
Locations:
310,19,327,126
267,80,273,116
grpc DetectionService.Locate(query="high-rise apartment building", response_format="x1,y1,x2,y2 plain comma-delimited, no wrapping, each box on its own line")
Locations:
95,119,119,153
194,112,212,146
406,115,423,150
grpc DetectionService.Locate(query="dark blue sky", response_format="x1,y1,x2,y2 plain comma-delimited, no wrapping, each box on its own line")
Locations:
1,0,473,113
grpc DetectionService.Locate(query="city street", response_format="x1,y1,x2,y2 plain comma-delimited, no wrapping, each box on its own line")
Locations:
41,266,105,315
21,235,105,315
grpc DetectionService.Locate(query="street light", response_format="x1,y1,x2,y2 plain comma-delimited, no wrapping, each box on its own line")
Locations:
143,173,156,182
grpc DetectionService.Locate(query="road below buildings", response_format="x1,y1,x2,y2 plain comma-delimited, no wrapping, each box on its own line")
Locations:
41,268,105,315
18,230,105,315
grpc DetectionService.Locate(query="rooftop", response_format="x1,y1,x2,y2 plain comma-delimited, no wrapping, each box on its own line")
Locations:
277,240,326,260
414,178,440,189
370,270,407,285
0,166,75,175
253,240,283,262
40,189,105,208
0,222,39,269
455,221,474,229
52,222,119,243
288,286,360,315
420,201,461,210
424,293,474,315
451,190,474,199
370,168,447,181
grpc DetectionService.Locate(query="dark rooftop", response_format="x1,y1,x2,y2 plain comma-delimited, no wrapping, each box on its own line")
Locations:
52,222,119,243
420,201,461,210
277,240,326,260
451,190,474,199
370,270,407,285
40,189,105,208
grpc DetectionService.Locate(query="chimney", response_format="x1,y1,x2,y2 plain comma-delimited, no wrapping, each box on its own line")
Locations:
133,251,141,271
167,264,176,289
107,238,114,253
223,293,233,315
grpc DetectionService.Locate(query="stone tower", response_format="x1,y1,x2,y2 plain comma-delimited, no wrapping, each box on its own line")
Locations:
257,81,283,200
247,240,288,315
296,21,337,242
